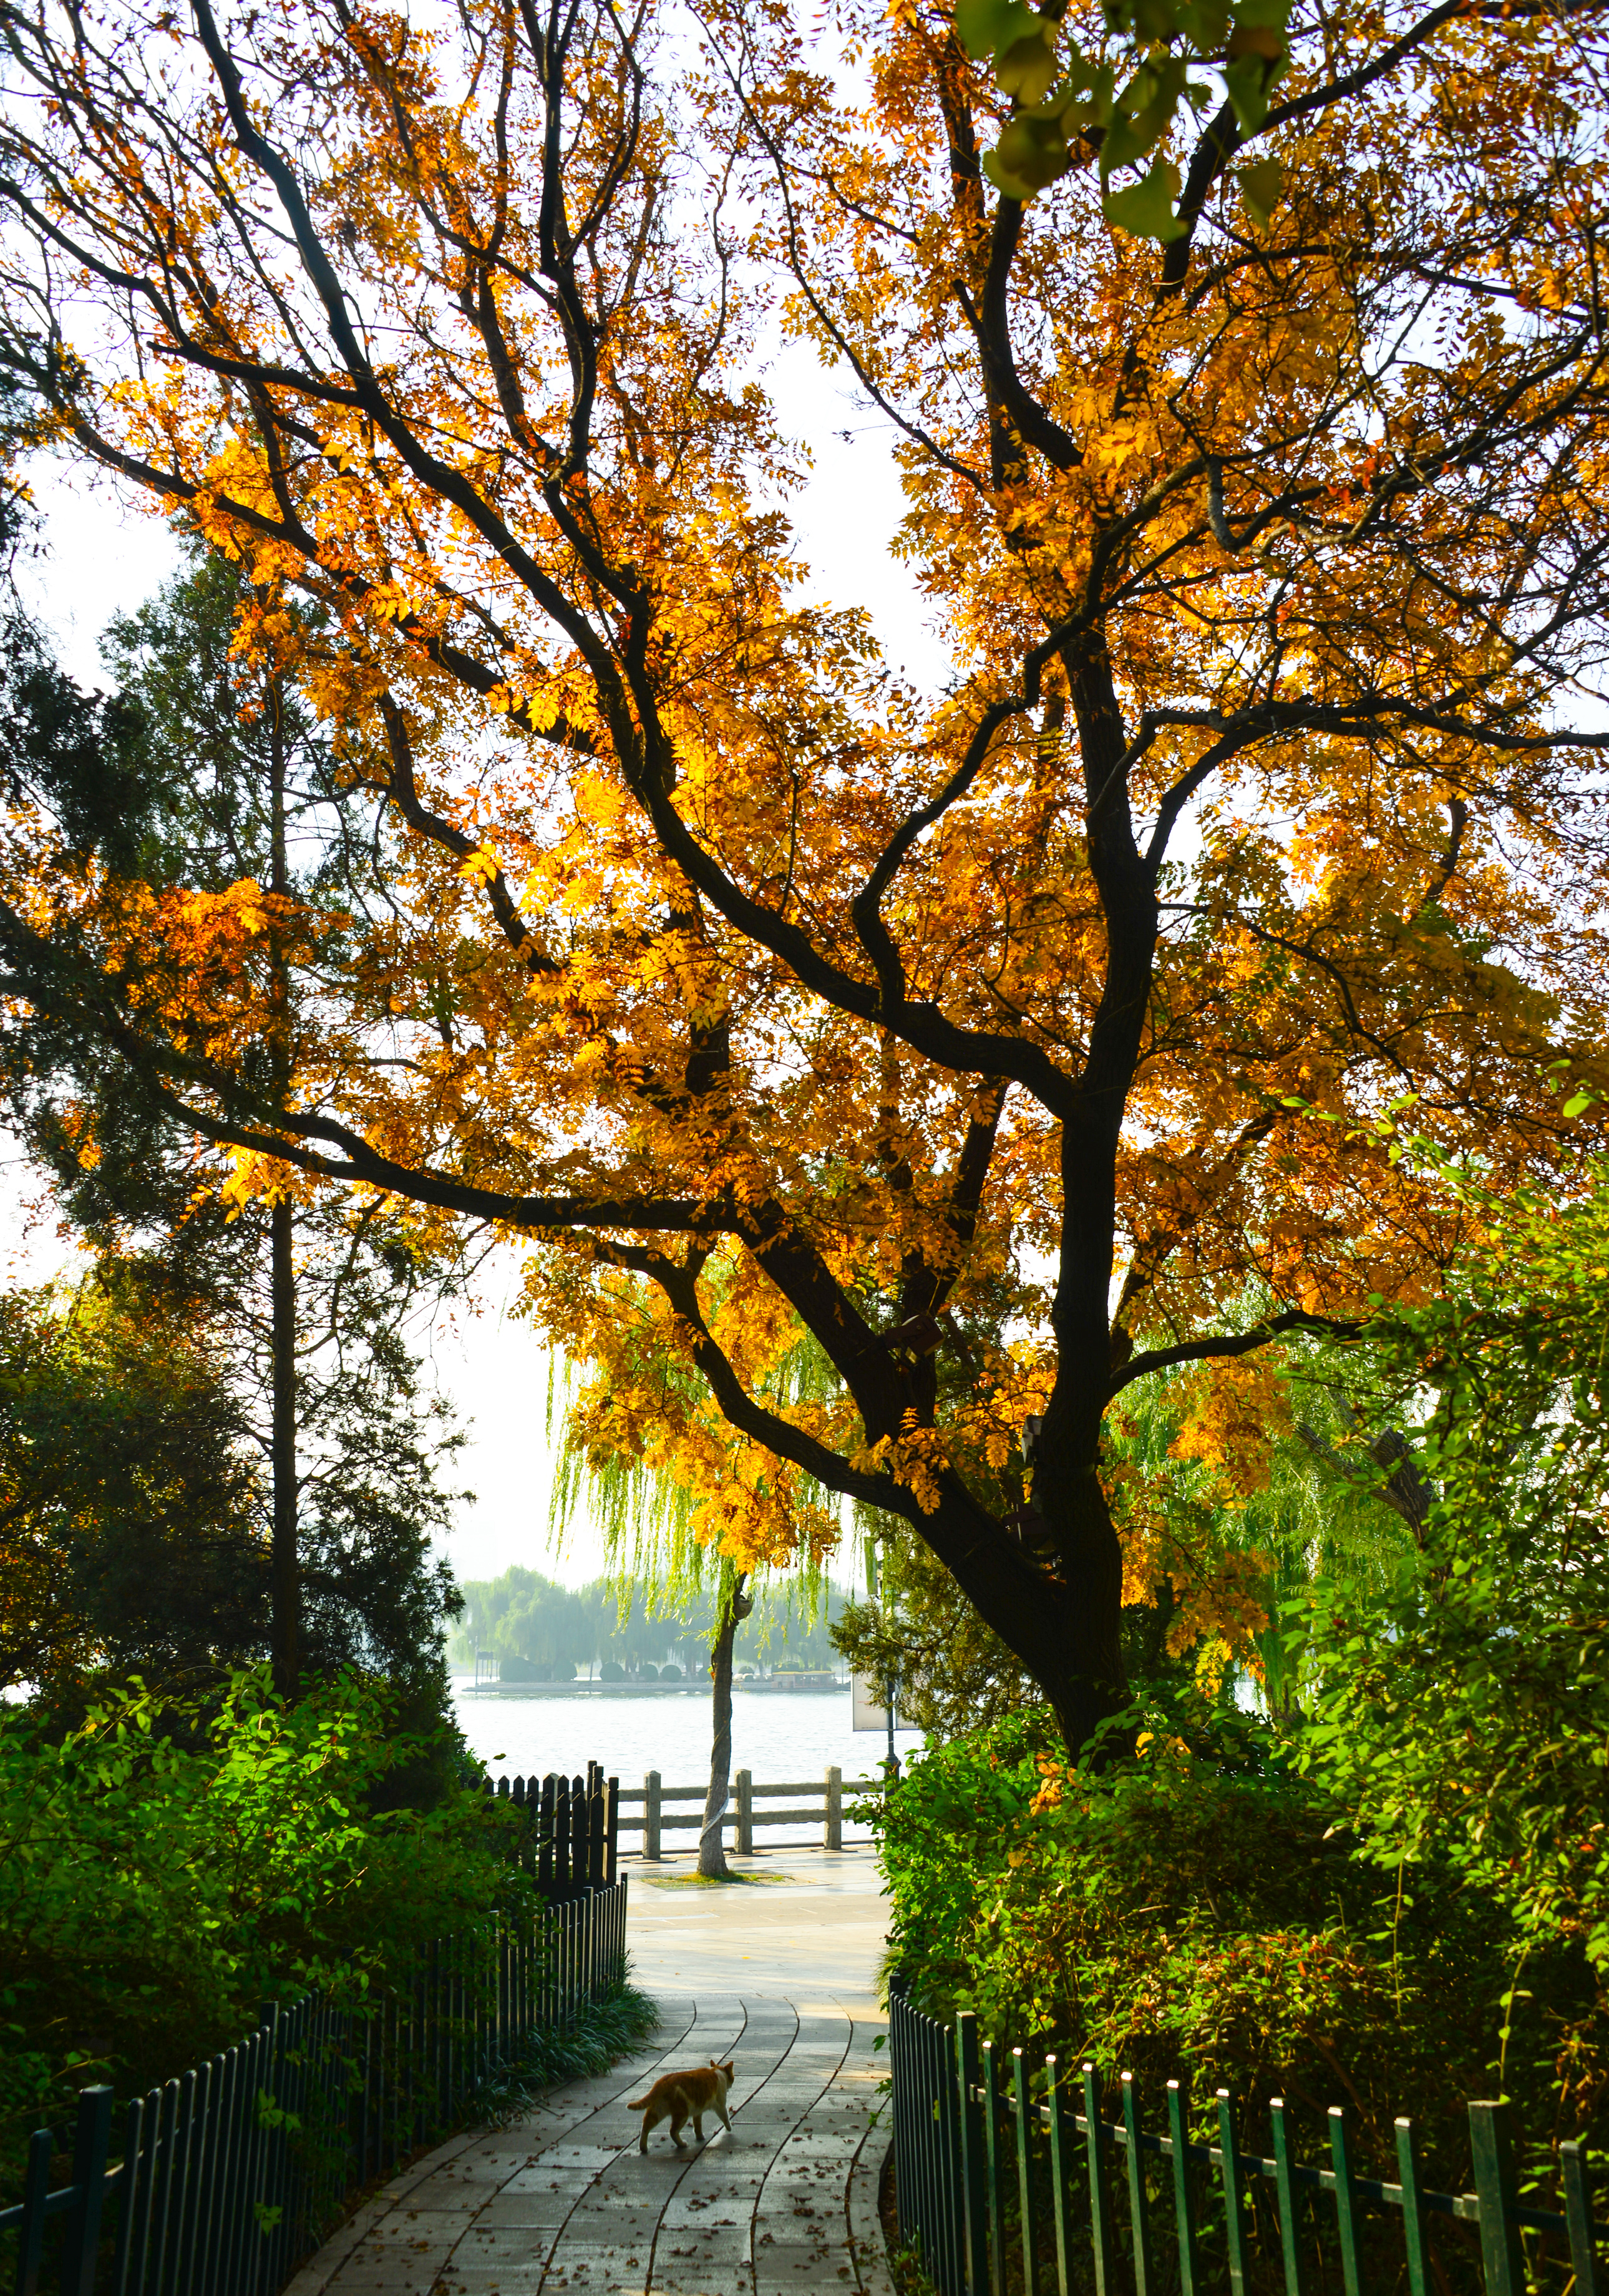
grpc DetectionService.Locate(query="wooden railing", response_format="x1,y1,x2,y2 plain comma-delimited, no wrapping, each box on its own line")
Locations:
616,1766,888,1856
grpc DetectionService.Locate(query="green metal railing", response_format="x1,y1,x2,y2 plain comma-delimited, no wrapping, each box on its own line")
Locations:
888,1976,1605,2296
2,1879,627,2296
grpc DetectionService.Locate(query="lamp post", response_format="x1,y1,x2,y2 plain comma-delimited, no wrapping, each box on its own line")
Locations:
867,1540,901,1783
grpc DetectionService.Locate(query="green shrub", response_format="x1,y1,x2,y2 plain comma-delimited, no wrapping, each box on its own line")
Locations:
0,1668,522,2200
878,1698,1598,2187
472,1985,660,2121
1287,1162,1609,2152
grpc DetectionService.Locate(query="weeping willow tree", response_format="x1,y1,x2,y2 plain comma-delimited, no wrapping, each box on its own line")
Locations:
547,1313,842,1879
1102,1341,1427,1723
1252,1365,1431,1718
831,1341,1422,1740
545,1268,1417,1804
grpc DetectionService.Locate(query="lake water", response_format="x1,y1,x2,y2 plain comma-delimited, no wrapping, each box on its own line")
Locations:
450,1681,923,1847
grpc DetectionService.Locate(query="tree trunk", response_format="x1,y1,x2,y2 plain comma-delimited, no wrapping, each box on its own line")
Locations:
270,1190,299,1695
905,1459,1130,1764
698,1569,753,1879
266,658,299,1698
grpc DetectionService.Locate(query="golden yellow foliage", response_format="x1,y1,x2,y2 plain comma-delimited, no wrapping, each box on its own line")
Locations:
1170,1360,1291,1504
2,0,1608,1749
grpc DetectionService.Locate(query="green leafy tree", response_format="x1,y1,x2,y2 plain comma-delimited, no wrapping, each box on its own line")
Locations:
0,1276,259,1701
547,1331,837,1874
454,1567,600,1680
0,555,466,1695
1295,1145,1609,2138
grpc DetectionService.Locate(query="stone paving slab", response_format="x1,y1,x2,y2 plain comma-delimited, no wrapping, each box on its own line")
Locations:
286,1993,892,2296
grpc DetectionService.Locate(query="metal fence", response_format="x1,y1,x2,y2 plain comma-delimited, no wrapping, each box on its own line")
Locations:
888,1977,1607,2296
2,1880,627,2296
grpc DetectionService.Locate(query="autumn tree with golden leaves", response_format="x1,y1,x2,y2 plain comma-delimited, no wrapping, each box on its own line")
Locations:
1,0,1607,1753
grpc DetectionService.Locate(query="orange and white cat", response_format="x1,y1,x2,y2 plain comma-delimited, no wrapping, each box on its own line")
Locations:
627,2059,736,2152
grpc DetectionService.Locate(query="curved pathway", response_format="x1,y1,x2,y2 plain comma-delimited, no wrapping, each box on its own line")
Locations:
288,1852,893,2296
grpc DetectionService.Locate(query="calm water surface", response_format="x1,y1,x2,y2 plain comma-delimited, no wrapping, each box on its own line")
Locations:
450,1681,922,1846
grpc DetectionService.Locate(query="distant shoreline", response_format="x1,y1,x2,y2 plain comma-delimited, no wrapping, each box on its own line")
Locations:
452,1678,850,1699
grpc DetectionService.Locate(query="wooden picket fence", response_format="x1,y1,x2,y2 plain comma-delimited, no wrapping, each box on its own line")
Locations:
888,1977,1607,2296
481,1759,619,1889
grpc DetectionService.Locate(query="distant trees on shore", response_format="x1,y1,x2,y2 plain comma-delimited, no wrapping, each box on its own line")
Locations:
450,1566,848,1682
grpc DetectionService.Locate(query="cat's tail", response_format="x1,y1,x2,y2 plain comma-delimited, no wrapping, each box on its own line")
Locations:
626,2095,650,2111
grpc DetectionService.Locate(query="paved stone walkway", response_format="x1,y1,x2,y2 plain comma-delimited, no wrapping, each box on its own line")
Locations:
287,1893,892,2296
626,1849,889,2009
286,1846,890,2296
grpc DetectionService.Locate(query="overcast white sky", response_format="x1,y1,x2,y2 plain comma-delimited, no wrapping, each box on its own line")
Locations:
7,344,930,1596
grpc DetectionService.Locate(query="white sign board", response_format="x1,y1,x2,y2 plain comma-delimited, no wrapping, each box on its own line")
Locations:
851,1671,887,1731
851,1672,920,1731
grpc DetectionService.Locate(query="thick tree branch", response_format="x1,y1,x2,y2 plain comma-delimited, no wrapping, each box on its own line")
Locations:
1112,1310,1364,1396
611,1243,914,1510
376,698,558,973
0,921,719,1232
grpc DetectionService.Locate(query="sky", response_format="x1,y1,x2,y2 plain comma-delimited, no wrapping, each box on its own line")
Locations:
6,344,935,1599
